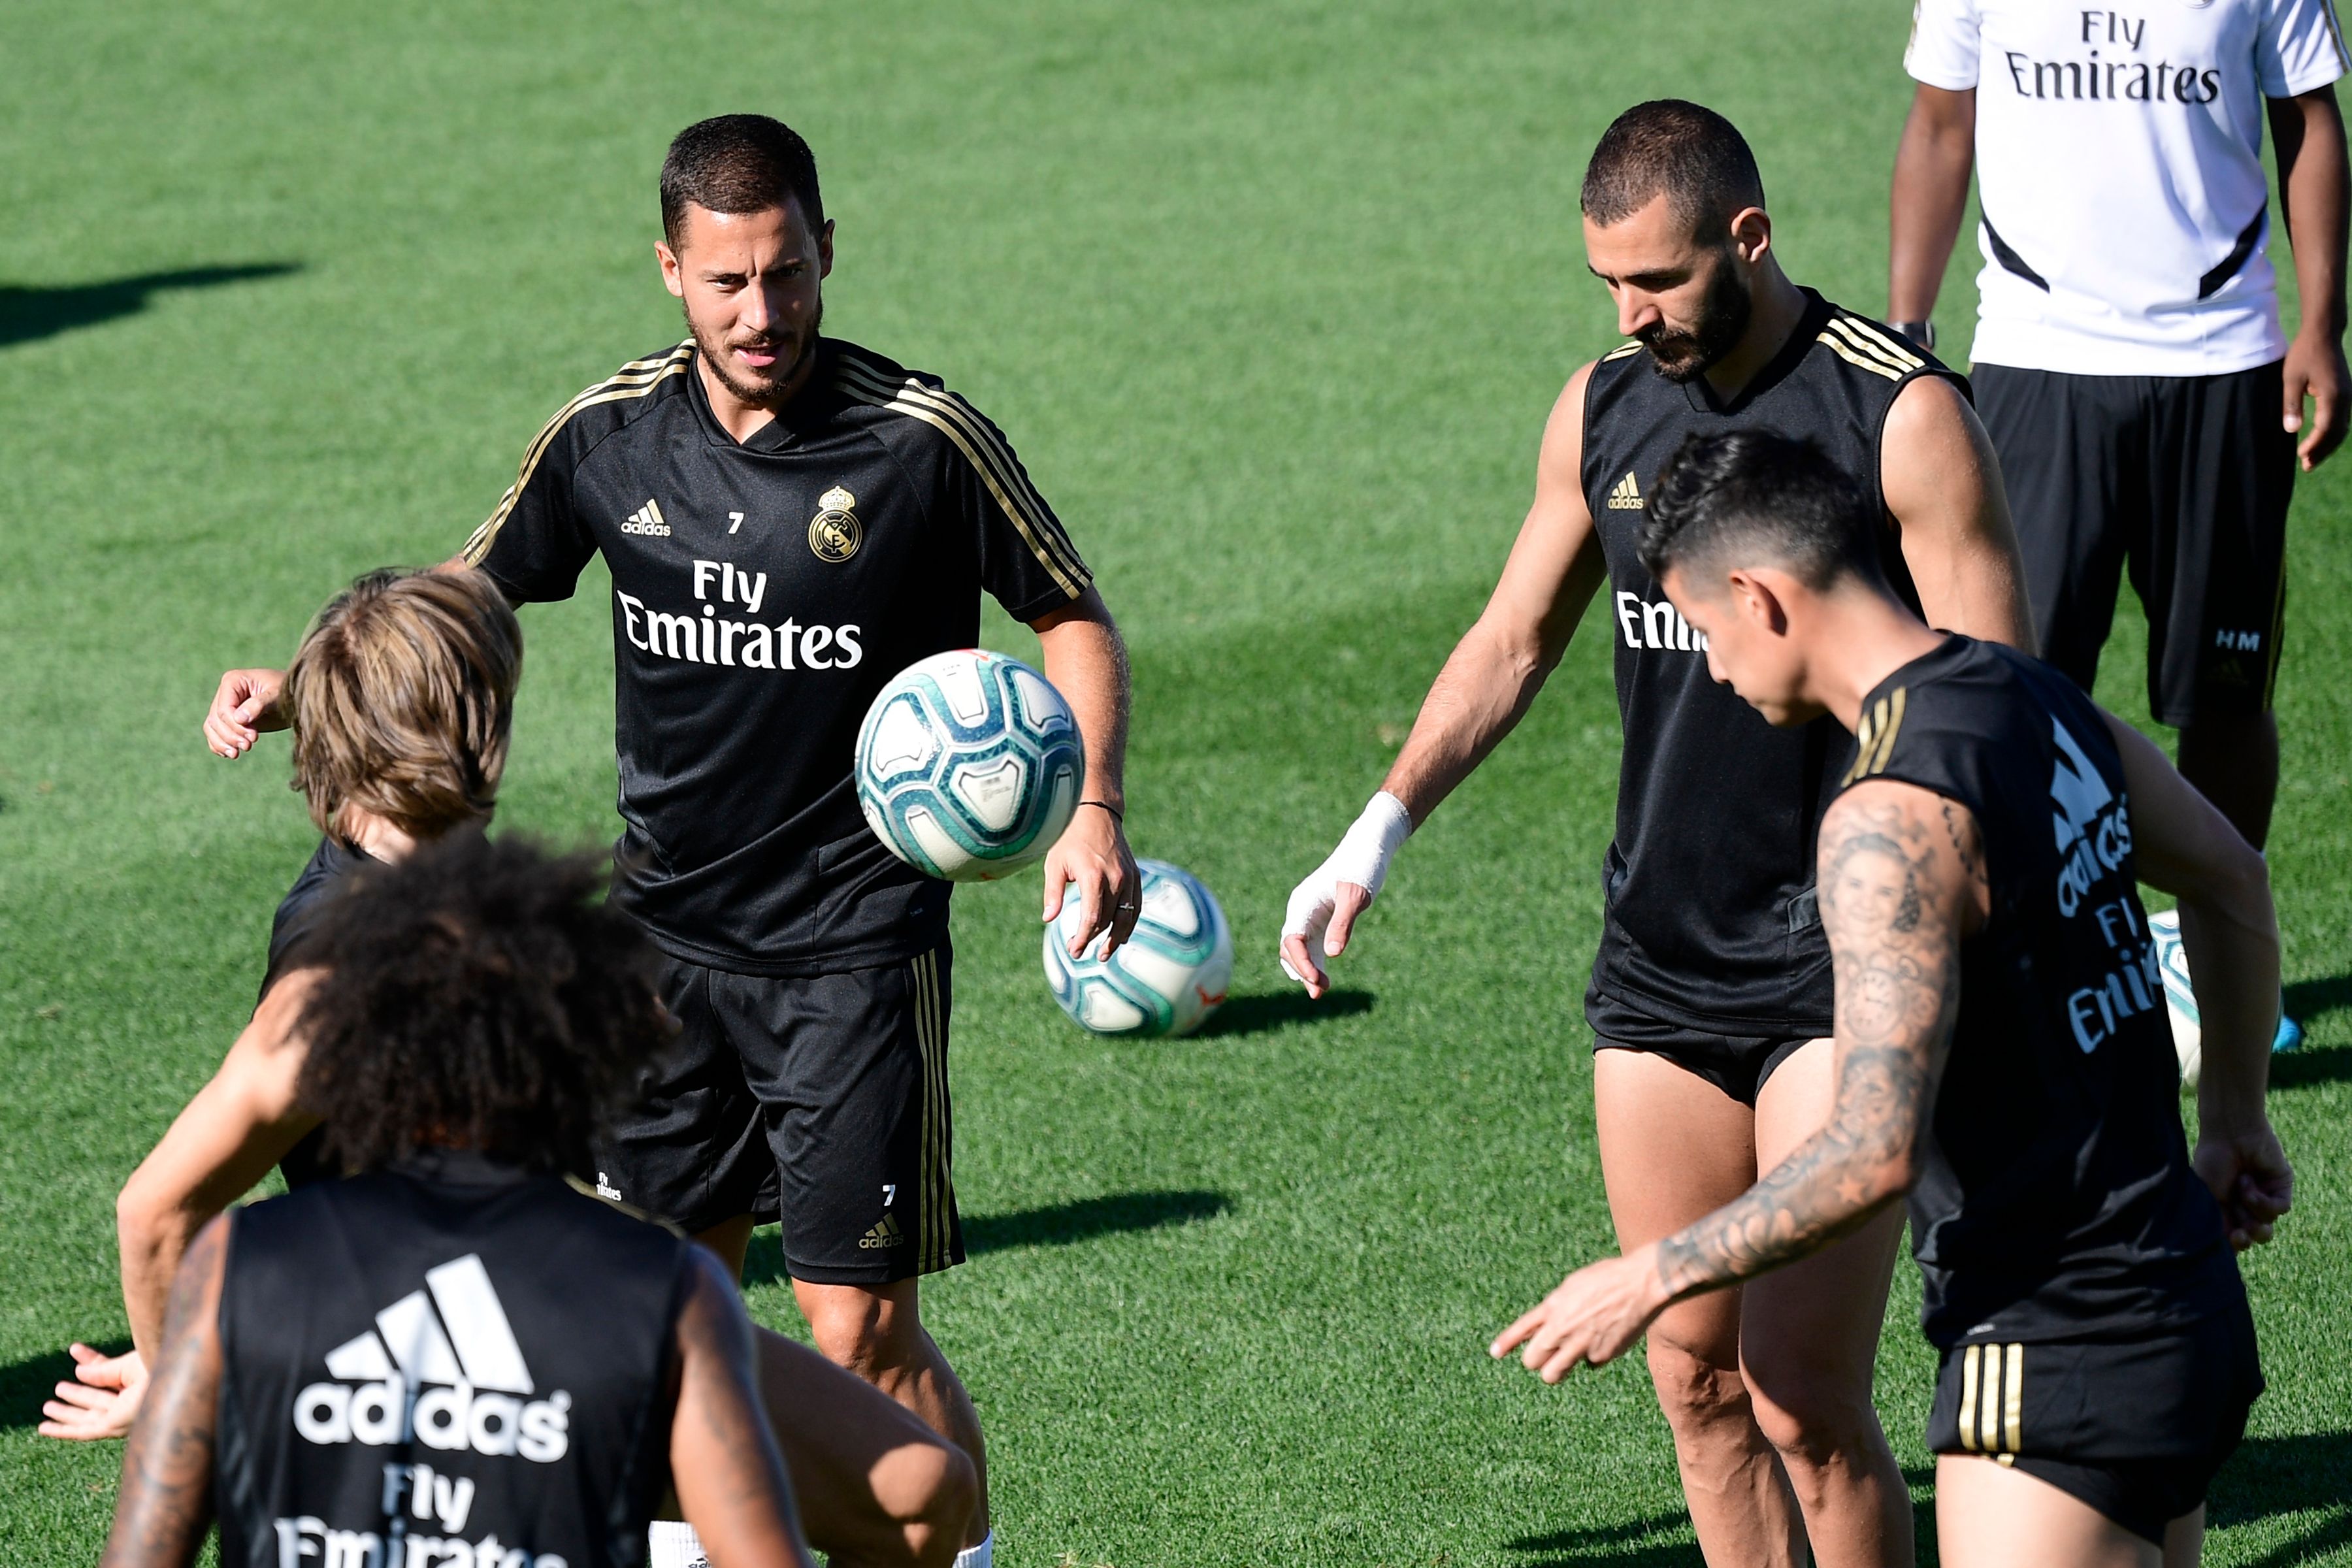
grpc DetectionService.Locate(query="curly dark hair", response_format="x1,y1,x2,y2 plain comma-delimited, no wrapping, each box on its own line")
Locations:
293,833,672,1175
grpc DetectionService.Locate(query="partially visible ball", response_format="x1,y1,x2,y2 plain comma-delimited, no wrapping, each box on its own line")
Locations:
1044,858,1233,1037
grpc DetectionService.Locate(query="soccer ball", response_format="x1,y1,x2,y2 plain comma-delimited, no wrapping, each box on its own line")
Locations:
855,649,1083,881
2148,909,2202,1088
1044,858,1233,1036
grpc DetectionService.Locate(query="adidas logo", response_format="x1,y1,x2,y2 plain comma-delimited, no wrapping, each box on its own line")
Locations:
858,1213,906,1250
292,1253,572,1463
621,498,671,536
1605,472,1644,510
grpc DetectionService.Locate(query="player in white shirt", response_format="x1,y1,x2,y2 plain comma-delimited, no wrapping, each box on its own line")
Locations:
1889,0,2347,1049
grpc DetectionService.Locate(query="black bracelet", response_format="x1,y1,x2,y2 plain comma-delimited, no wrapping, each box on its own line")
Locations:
1079,799,1124,823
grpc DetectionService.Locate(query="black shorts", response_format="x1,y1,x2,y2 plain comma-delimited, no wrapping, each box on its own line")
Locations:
1584,983,1817,1107
1927,1293,2263,1544
591,943,963,1285
1973,361,2294,727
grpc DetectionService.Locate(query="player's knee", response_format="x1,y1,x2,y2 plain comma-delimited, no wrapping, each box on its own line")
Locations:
1745,1374,1880,1472
1642,1335,1752,1432
804,1286,921,1380
870,1437,978,1568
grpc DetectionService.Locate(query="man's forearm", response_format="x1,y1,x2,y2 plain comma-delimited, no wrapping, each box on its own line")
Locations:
1035,603,1130,808
119,1201,199,1365
2180,875,2282,1137
2277,90,2349,340
1889,88,1976,324
1654,1108,1908,1301
1379,618,1554,825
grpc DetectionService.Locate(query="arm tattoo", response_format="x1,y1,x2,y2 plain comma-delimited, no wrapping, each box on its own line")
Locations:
1654,790,1967,1300
102,1218,227,1568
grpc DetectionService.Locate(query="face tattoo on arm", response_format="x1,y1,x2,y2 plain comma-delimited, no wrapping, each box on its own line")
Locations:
1492,777,1986,1383
1650,783,1977,1301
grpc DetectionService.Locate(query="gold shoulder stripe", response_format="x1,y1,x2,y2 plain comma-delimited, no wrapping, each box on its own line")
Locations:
1830,315,1925,372
834,356,1088,596
1816,331,1904,382
833,355,1081,577
463,344,693,566
1601,342,1644,362
1840,686,1910,786
1825,317,1920,376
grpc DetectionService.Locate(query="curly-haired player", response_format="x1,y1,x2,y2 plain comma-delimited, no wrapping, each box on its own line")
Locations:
98,834,813,1568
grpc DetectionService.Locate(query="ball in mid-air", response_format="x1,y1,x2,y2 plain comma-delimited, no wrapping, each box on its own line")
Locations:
855,649,1083,881
1044,858,1233,1036
2147,909,2201,1088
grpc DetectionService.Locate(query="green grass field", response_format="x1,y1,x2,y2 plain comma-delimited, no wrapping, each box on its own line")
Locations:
5,2,2349,1562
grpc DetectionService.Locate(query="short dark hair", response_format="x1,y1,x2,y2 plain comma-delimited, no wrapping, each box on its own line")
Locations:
293,834,673,1177
660,114,824,248
1639,430,1882,591
1581,100,1765,237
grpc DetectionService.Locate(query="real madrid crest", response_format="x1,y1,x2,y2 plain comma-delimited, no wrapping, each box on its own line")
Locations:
808,485,862,564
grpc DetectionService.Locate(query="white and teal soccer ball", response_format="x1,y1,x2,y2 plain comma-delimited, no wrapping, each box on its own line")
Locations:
855,649,1083,882
2148,909,2202,1088
1044,858,1233,1036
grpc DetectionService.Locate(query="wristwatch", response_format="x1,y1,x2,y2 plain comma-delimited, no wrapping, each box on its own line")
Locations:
1889,319,1936,351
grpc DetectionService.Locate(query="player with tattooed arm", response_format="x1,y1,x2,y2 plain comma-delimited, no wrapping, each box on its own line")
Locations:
1494,431,2289,1568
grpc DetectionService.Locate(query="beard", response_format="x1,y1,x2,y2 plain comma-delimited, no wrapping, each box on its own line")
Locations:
1640,259,1752,384
689,298,825,407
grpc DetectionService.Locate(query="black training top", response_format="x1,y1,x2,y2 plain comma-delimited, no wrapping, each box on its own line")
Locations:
213,1150,693,1568
1839,636,2237,1347
260,836,373,1190
1581,289,1962,1033
461,337,1092,975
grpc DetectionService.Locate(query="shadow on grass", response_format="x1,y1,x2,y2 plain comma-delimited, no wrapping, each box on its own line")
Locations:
1,264,301,350
1,1340,131,1432
2283,970,2352,1027
2208,1429,2352,1565
742,1190,1231,1285
1504,1467,1938,1566
1198,988,1373,1037
1502,1437,2352,1565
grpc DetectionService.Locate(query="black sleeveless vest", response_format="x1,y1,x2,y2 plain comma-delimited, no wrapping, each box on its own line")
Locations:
1581,289,1962,1032
214,1151,692,1568
1840,636,2236,1347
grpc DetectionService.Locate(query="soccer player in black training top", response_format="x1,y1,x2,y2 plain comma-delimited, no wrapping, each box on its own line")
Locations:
203,117,1140,1566
1495,431,2292,1568
1284,102,2030,1565
99,834,815,1568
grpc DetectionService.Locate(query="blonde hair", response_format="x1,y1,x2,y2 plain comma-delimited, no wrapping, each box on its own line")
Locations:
287,568,523,840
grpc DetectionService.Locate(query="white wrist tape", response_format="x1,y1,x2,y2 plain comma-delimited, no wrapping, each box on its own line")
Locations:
1281,792,1413,977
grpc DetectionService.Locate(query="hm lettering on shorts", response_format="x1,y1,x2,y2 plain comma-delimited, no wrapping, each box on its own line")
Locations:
615,557,862,672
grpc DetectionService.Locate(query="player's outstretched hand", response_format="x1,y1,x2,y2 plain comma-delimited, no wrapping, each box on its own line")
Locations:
37,1343,147,1441
1279,792,1413,998
204,667,290,758
2193,1122,2293,1250
2283,329,2349,472
1490,1247,1668,1384
1043,803,1140,960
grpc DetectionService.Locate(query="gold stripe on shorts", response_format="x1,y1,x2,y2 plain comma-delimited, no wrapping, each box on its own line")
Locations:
912,949,953,1273
1958,1343,1982,1451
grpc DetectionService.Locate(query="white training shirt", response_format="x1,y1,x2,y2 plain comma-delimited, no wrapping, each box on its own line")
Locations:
1908,0,2348,375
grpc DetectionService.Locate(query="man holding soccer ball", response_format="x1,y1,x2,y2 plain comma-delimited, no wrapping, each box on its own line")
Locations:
203,114,1138,1568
